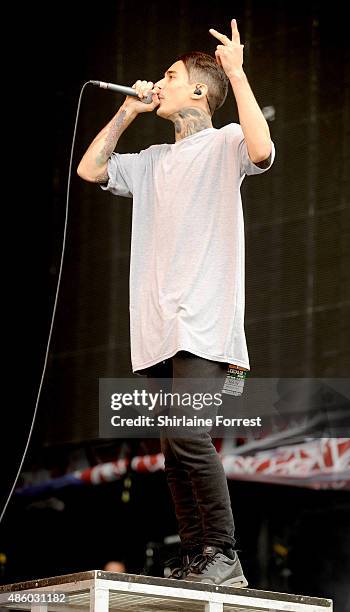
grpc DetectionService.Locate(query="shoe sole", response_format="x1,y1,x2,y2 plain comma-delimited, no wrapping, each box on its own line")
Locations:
221,576,248,588
183,575,248,588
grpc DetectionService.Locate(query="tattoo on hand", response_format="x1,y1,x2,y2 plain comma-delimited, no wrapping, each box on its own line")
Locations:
95,110,126,167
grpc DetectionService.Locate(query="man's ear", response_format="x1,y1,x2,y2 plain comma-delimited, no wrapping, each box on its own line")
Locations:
189,83,208,101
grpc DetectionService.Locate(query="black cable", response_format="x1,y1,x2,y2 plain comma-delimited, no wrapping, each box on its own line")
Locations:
0,81,92,523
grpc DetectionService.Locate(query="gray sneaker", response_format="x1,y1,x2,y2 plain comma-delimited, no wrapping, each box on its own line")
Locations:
183,545,248,587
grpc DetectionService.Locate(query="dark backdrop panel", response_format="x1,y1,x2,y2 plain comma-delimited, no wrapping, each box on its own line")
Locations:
30,0,349,445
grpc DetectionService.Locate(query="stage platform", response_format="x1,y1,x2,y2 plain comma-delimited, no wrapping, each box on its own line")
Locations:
0,570,333,612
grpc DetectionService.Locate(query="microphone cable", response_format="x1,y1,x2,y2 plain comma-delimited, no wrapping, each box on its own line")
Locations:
0,81,92,524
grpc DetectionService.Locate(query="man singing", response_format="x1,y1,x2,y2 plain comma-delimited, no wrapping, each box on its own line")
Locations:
78,19,275,586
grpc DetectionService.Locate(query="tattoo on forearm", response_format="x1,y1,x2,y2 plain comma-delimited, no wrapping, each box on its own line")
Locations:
95,110,127,167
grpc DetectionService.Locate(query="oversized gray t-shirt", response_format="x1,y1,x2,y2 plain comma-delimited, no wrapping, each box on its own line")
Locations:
100,123,275,373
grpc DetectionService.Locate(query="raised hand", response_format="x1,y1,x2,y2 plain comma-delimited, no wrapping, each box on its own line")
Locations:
209,19,244,79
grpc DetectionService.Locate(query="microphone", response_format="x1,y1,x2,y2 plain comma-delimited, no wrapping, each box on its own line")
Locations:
89,80,154,104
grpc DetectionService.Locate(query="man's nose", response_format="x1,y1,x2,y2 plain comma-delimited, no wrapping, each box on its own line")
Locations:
154,78,164,89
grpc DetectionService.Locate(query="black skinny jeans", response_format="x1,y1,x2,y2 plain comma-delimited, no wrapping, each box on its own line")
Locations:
145,350,236,553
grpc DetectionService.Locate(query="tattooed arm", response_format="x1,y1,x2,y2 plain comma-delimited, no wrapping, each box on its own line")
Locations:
77,80,160,183
77,105,137,183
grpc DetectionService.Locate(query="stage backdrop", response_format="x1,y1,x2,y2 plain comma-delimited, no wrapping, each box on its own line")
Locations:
33,0,349,445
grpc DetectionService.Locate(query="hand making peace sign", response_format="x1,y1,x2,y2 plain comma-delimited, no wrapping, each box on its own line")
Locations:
209,19,244,79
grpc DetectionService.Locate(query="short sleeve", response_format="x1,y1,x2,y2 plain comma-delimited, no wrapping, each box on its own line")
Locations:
225,123,276,177
99,152,139,198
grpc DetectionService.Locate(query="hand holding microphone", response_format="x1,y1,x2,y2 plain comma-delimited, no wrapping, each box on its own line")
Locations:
125,80,161,113
90,79,160,114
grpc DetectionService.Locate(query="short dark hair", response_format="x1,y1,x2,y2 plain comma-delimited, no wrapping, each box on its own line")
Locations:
176,51,229,116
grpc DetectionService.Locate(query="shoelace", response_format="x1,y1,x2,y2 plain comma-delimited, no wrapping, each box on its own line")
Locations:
187,551,218,574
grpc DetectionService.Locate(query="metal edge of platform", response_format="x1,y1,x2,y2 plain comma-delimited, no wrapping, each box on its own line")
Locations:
0,570,333,609
0,571,96,592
